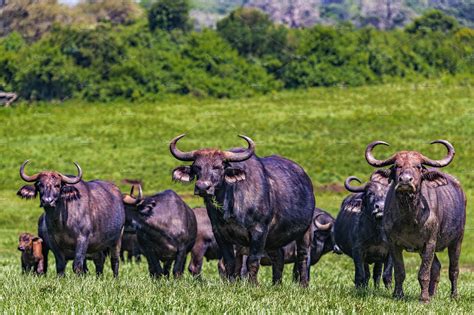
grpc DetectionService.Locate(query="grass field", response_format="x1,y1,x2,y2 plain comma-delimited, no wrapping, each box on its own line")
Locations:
0,81,473,313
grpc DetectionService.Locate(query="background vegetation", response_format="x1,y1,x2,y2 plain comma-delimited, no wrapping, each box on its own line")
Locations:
0,82,473,312
0,1,472,102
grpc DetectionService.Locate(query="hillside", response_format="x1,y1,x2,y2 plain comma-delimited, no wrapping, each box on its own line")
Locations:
191,0,474,29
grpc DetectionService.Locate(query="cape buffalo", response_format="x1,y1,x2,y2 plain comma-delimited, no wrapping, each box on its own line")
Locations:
122,185,197,278
365,140,466,302
334,171,392,289
188,207,225,277
17,160,125,276
120,227,141,263
170,134,315,286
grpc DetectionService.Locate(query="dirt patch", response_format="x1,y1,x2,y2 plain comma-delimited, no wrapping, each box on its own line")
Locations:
315,183,346,193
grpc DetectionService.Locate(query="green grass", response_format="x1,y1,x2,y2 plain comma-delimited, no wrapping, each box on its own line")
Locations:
0,81,473,312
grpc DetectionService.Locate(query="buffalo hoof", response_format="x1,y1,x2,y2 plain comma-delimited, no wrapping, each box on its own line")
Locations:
419,295,430,304
392,291,404,300
451,293,459,300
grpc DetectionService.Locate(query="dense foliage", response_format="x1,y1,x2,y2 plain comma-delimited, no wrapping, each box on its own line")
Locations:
0,5,472,101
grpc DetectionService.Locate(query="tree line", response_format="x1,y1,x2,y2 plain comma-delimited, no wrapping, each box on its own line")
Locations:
0,0,472,102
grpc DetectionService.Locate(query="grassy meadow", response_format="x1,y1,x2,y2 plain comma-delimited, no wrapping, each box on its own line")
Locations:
0,81,473,313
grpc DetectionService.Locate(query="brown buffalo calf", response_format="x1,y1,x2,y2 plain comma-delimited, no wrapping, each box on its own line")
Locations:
18,233,45,275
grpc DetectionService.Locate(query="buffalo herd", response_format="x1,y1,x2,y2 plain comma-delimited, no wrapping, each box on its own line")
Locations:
16,136,466,303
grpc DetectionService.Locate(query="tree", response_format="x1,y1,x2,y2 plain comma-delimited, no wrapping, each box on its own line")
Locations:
405,10,459,34
0,0,71,42
74,0,143,26
148,0,190,32
216,7,287,58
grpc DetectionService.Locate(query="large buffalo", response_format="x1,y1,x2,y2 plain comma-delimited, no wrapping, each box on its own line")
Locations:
334,171,392,288
365,140,466,302
170,134,315,286
122,185,197,278
17,161,125,276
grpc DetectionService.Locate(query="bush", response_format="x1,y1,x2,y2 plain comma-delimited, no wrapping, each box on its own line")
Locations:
148,0,191,32
14,42,82,100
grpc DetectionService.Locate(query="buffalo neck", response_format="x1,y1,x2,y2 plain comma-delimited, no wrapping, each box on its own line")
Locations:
394,188,423,224
204,185,234,221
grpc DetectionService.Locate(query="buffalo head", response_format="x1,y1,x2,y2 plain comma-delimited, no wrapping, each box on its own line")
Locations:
17,160,82,207
344,169,390,219
365,140,454,194
18,232,41,252
170,134,255,197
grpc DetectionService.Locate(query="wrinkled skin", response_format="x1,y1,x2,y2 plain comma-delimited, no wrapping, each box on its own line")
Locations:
172,136,315,286
120,227,141,263
188,207,225,277
124,190,197,278
18,164,125,277
18,233,45,275
334,170,393,289
366,141,466,302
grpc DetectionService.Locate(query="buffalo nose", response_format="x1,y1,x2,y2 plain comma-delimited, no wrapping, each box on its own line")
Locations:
18,246,23,251
399,174,413,183
196,181,211,192
374,202,383,210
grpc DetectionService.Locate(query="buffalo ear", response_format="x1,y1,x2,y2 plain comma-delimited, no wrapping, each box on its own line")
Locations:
224,167,246,184
17,185,37,199
172,166,194,183
371,169,391,185
422,170,448,188
61,185,81,201
137,200,156,216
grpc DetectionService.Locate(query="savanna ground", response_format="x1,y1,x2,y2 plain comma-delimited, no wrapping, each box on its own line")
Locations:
0,81,473,313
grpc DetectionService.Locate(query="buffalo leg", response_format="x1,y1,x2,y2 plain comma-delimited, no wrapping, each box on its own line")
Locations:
110,232,122,278
418,240,436,303
234,247,247,279
373,262,383,288
292,262,299,283
215,235,237,281
73,237,89,275
448,237,463,299
188,242,206,277
217,258,226,278
163,260,173,277
268,248,284,285
144,250,163,278
352,247,366,288
42,246,49,274
54,252,67,277
391,245,405,299
173,249,187,278
296,226,312,287
247,226,269,285
429,254,441,297
93,253,106,276
383,255,393,289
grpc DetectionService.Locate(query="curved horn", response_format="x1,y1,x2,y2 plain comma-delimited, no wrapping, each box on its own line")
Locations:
123,184,143,205
344,176,366,193
314,213,332,231
19,160,40,182
169,134,196,161
422,140,455,168
59,162,82,184
365,141,396,167
224,135,255,162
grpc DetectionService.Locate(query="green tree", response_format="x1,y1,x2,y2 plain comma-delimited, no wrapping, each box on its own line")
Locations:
216,7,287,58
148,0,190,32
405,10,459,34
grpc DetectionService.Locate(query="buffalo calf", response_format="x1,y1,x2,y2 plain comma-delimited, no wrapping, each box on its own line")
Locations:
18,233,45,275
